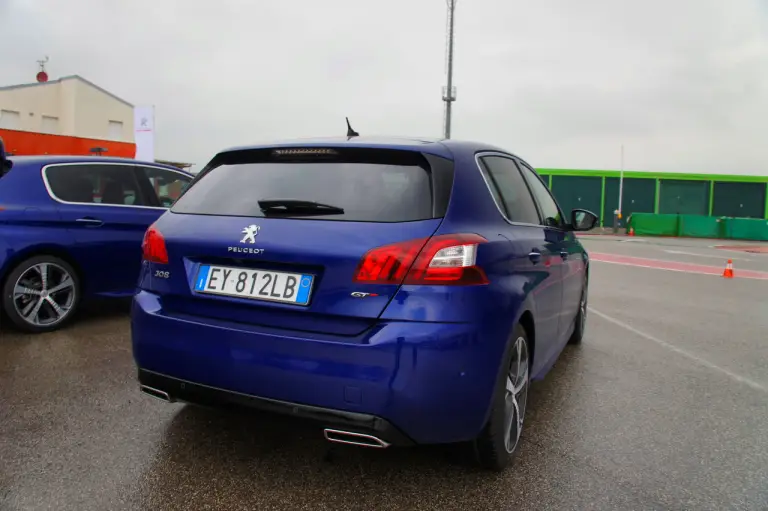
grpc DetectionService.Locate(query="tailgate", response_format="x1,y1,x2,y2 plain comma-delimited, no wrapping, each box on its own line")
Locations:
140,146,452,336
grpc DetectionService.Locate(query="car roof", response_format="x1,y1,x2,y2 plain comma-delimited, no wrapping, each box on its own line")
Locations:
218,136,517,161
8,155,191,174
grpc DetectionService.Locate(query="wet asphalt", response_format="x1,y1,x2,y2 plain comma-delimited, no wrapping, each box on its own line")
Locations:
1,237,767,510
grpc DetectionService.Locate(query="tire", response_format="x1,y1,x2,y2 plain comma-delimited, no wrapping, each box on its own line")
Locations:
568,278,588,345
2,255,80,333
473,323,531,471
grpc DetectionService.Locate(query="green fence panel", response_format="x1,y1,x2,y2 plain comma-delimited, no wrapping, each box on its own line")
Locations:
551,176,602,223
603,178,656,227
629,213,679,236
628,214,768,240
722,218,768,241
712,182,766,219
658,180,710,215
677,215,721,238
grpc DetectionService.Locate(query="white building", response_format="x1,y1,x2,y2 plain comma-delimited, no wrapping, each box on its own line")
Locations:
0,75,134,142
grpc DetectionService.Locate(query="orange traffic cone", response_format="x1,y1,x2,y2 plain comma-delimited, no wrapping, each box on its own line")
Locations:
723,260,734,279
628,227,635,237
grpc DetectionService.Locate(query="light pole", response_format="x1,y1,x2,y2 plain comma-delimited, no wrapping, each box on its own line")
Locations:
619,144,625,215
442,0,457,139
613,144,625,233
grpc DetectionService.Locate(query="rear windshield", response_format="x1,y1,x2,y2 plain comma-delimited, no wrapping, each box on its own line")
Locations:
172,158,434,222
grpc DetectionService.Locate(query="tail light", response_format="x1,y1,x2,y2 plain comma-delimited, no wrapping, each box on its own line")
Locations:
142,225,168,264
353,234,489,286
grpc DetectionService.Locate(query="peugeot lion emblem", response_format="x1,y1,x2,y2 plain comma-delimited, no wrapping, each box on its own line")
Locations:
240,224,260,244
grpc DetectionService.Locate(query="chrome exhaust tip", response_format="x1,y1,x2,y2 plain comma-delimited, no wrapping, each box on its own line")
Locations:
323,428,390,449
140,385,174,403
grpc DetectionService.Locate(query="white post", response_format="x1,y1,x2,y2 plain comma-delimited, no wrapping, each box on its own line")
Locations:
618,144,624,214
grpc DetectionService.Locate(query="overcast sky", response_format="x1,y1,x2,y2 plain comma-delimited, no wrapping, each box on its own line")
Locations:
1,0,767,174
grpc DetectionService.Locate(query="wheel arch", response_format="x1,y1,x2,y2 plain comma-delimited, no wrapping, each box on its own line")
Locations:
476,306,536,436
518,309,536,369
0,245,85,295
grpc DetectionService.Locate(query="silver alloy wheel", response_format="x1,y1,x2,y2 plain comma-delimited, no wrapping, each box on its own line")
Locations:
12,262,76,327
503,335,529,454
580,288,588,335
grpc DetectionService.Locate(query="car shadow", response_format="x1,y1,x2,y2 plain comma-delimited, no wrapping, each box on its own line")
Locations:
129,346,589,510
0,298,131,336
76,297,132,322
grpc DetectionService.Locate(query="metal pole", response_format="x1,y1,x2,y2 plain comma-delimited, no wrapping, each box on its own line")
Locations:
613,144,625,234
443,0,457,139
618,144,625,213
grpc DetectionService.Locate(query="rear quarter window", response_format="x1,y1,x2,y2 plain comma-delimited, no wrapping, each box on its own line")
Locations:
171,150,434,222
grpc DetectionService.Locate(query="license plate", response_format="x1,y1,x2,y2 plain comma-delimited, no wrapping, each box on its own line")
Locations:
194,265,314,305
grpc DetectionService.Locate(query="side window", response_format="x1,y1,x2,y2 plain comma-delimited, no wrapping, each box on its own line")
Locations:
138,166,192,208
479,156,540,225
517,162,564,228
46,164,147,206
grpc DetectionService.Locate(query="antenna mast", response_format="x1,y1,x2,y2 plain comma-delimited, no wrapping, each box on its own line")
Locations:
442,0,458,139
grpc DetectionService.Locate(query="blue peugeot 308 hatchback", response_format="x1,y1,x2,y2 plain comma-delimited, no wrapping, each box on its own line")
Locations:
0,147,192,333
131,137,597,470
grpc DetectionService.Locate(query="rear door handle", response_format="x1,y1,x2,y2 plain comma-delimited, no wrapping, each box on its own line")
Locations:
528,250,542,264
76,217,103,227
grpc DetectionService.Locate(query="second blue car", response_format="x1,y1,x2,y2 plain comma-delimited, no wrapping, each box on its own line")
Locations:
131,137,597,470
0,152,192,332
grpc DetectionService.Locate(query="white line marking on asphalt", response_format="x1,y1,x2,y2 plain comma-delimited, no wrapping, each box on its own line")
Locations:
591,260,722,277
711,247,768,257
664,249,752,262
589,307,768,394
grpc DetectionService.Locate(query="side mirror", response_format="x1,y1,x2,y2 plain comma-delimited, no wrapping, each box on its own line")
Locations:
570,209,598,231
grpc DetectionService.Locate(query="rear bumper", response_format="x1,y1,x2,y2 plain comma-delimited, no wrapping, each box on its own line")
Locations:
131,290,508,445
138,368,414,446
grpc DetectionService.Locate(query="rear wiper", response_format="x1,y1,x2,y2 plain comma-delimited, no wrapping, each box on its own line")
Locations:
258,198,345,216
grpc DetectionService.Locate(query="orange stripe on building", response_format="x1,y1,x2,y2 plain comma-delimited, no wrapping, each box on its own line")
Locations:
0,128,136,158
